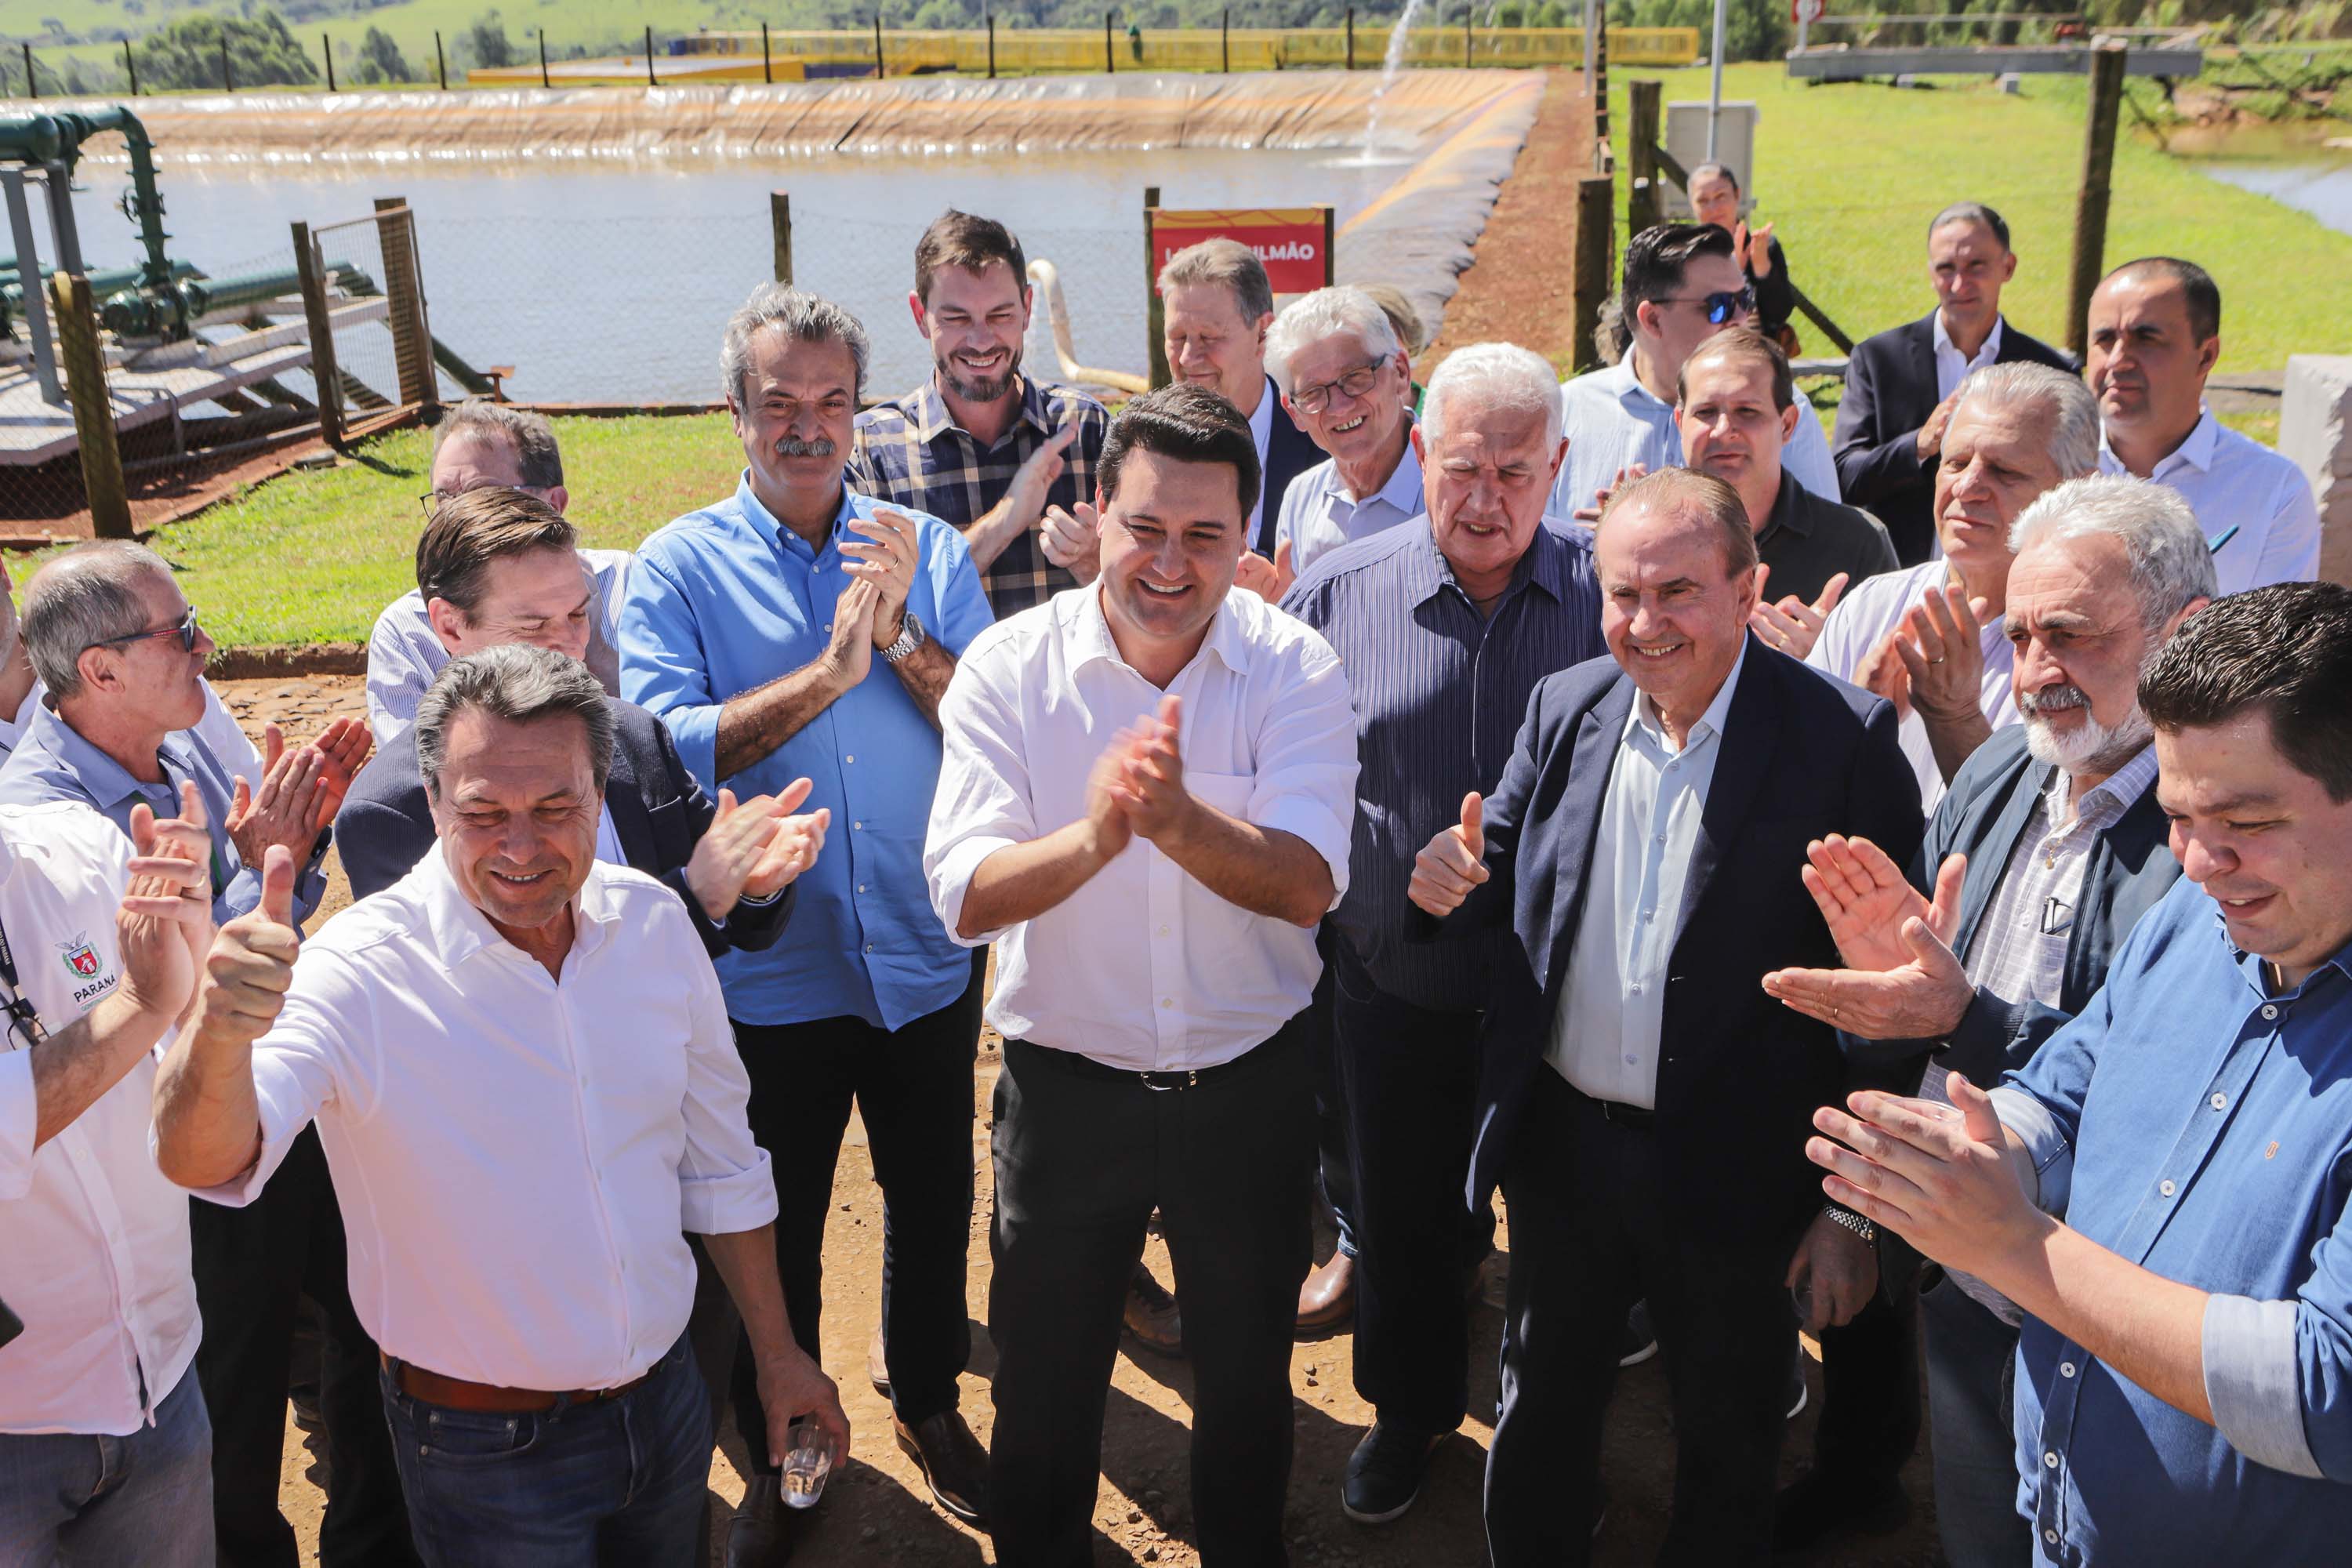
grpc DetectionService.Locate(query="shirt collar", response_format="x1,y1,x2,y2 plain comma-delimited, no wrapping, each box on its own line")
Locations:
1613,347,1670,414
1761,474,1810,543
1628,637,1749,752
24,700,180,811
1933,310,2004,368
735,471,855,556
2099,406,2220,479
1072,579,1251,679
416,839,621,971
904,375,1052,447
1369,434,1425,513
1406,517,1569,610
2043,741,2160,833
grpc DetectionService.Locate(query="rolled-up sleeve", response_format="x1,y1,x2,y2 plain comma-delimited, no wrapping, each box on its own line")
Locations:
2202,1294,2324,1479
0,1049,34,1200
180,947,356,1207
674,921,778,1236
924,630,1033,949
619,545,725,793
1247,633,1358,910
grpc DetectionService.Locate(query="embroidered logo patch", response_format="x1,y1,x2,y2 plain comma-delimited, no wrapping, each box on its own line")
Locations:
2267,1141,2281,1161
57,933,101,978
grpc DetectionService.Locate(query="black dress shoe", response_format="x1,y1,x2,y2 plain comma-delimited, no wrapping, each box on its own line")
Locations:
895,1410,991,1529
1341,1423,1443,1525
726,1473,797,1567
1770,1468,1911,1552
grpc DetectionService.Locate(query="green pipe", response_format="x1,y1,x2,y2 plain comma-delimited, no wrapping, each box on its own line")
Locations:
0,256,198,302
0,105,179,329
432,335,495,397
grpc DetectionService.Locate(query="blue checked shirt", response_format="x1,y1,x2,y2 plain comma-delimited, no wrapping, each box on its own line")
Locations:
850,376,1108,617
620,476,994,1032
1281,517,1606,1012
1988,875,2352,1566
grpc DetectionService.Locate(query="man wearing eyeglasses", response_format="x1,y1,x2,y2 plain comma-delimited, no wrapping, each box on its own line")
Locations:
0,542,413,1568
1547,223,1840,524
365,399,633,749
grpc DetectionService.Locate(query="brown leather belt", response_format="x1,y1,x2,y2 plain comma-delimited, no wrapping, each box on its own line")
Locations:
380,1352,653,1415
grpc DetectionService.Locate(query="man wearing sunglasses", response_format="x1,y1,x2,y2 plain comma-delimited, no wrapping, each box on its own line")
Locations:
0,542,409,1568
1548,223,1840,525
366,399,634,750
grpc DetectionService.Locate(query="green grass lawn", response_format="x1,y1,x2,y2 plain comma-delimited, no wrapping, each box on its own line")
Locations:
147,414,743,648
1610,62,2352,376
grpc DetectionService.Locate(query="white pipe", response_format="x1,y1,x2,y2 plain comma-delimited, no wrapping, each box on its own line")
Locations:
1025,258,1149,396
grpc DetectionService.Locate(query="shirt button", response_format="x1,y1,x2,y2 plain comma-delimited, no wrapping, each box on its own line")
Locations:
2045,1529,2060,1545
1630,984,1642,996
1160,998,1173,1009
852,820,863,831
2211,1093,2227,1111
864,942,874,953
2043,1451,2060,1469
2262,1004,2279,1021
857,884,866,894
1158,925,1171,936
2159,1179,2176,1197
2060,1362,2076,1378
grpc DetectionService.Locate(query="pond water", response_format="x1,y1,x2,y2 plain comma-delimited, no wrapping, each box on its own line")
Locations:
2201,156,2352,239
64,148,1410,405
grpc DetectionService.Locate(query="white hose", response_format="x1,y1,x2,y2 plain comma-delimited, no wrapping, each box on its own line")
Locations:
1026,257,1149,396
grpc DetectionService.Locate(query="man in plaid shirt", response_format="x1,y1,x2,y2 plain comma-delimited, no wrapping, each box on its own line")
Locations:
851,209,1110,617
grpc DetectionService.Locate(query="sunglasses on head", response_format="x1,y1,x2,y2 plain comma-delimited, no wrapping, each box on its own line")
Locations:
88,608,201,656
1663,286,1759,327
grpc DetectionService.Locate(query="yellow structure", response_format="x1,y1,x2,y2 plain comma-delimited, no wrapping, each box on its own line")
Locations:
469,26,1697,86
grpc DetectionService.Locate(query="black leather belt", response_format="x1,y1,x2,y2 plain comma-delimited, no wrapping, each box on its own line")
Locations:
1577,1090,1657,1129
1011,1029,1288,1093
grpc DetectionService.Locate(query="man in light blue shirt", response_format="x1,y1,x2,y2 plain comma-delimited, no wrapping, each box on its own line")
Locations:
1263,286,1427,588
1811,582,2352,1565
1549,223,1839,524
621,284,995,1555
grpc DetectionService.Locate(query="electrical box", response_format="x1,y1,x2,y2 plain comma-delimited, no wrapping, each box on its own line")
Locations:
1662,100,1759,220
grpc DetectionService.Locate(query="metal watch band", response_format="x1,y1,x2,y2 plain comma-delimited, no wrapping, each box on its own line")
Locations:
880,611,926,666
1824,1204,1877,1243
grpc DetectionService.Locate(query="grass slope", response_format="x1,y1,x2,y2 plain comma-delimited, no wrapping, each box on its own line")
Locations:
151,414,743,648
1610,63,2352,376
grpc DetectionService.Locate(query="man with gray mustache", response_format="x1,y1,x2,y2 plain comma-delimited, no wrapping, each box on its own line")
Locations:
1759,473,2215,1566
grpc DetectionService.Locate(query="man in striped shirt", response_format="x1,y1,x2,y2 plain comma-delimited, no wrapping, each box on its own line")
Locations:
851,209,1109,616
1283,343,1606,1526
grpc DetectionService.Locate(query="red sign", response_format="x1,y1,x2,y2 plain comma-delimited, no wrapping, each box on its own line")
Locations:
1151,207,1333,296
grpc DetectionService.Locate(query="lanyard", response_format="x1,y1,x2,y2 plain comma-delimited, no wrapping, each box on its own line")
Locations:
0,916,46,1047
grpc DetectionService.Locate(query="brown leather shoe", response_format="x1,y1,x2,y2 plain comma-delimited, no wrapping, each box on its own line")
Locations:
1296,1251,1356,1334
894,1410,990,1529
725,1473,797,1567
1123,1263,1185,1358
866,1324,890,1399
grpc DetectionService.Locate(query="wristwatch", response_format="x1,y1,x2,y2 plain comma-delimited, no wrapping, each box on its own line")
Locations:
1824,1204,1877,1244
879,610,927,666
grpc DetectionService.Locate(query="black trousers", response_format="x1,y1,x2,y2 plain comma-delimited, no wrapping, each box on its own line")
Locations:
989,1025,1315,1568
1330,943,1491,1433
1806,1254,1922,1490
1487,1073,1795,1568
191,1124,418,1568
1302,931,1356,1249
728,967,983,1465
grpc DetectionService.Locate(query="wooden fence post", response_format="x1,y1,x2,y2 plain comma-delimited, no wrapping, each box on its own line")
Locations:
323,34,336,92
644,26,657,87
52,274,131,539
989,13,998,78
873,15,885,79
220,36,231,92
1347,9,1356,70
1627,78,1661,236
1574,173,1614,373
373,197,436,415
124,39,139,96
291,220,344,448
541,30,552,89
435,32,448,90
771,191,793,285
1223,9,1231,74
1145,187,1170,389
761,22,772,85
2065,41,2128,359
1105,12,1115,74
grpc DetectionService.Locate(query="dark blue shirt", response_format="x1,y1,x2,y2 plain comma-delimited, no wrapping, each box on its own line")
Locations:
1992,875,2352,1565
1282,517,1604,1011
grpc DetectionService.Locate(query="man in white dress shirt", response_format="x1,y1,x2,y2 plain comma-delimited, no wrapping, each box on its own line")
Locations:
0,786,215,1563
1803,363,2100,809
152,646,848,1568
2088,257,2321,595
366,401,632,749
1548,223,1840,521
926,383,1359,1565
1250,285,1424,595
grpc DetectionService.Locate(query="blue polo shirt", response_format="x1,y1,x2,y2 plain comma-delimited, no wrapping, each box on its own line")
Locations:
621,474,993,1031
1991,875,2352,1565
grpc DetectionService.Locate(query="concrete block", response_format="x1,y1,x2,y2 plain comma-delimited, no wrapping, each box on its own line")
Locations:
2284,356,2352,585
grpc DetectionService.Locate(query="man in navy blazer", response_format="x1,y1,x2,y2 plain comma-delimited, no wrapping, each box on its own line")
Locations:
1407,468,1924,1564
1832,203,2074,566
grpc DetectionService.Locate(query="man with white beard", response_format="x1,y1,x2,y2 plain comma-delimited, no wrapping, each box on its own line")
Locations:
1757,474,2215,1566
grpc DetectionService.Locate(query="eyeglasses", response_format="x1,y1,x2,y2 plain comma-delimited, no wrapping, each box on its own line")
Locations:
87,608,201,656
1661,286,1758,326
418,483,553,518
1290,359,1389,415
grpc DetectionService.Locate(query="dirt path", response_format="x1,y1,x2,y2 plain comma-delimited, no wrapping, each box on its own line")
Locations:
1425,69,1597,377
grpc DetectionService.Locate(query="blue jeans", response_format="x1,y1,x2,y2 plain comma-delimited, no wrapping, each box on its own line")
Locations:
1921,1273,2032,1568
0,1371,216,1567
381,1332,710,1568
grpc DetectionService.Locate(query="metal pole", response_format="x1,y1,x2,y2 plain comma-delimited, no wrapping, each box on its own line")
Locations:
221,34,233,93
762,23,772,84
124,38,139,96
41,166,83,275
541,29,551,89
1347,8,1356,70
324,34,336,92
1583,0,1595,94
1105,11,1115,74
2065,41,2128,359
873,14,885,79
1706,0,1726,159
644,26,657,87
1223,9,1230,73
20,42,32,99
1466,4,1474,69
2,170,60,405
989,13,997,78
53,273,132,540
771,191,793,285
435,32,448,90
